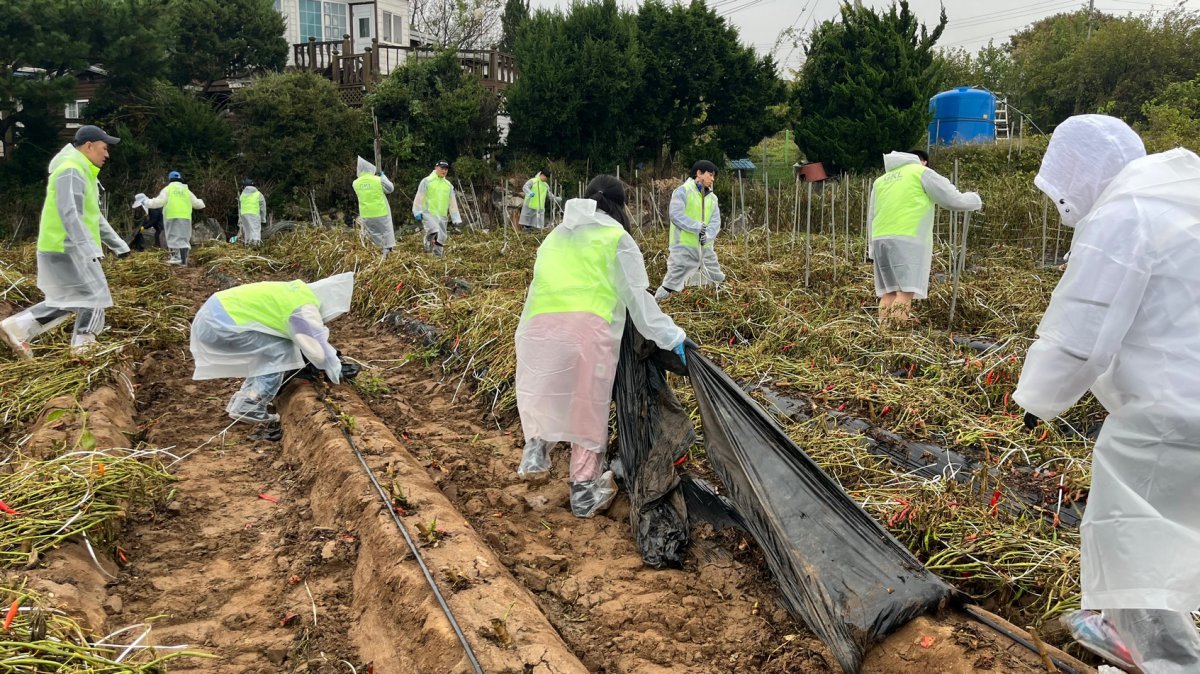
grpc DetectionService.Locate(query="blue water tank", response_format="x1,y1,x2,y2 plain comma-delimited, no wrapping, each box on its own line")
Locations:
928,87,996,146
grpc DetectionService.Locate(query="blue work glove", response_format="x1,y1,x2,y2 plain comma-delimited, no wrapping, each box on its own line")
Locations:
413,212,423,223
698,229,707,247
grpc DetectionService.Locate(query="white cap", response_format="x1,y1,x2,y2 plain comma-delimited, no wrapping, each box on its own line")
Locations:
308,272,354,322
356,156,377,178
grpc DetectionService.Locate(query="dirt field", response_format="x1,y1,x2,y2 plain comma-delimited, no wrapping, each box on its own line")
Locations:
3,260,1092,673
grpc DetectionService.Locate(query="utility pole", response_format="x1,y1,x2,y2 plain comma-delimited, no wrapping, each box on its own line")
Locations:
1086,0,1095,39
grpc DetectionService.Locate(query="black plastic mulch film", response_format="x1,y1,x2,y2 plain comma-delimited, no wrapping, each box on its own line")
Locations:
612,320,954,673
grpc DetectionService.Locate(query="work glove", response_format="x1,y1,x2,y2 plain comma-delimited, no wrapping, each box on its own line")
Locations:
413,212,423,223
698,229,707,247
1023,412,1040,430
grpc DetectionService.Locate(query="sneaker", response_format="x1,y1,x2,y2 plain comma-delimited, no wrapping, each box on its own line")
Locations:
0,315,33,359
69,333,97,356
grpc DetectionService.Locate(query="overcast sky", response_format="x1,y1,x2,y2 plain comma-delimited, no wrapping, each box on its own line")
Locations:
527,0,1180,76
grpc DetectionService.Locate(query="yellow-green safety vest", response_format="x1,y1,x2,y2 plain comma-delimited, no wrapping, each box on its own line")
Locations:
526,224,625,323
164,182,194,220
527,179,549,211
870,163,933,240
37,148,101,253
671,179,718,248
424,172,452,217
353,174,389,218
239,191,262,216
217,280,320,336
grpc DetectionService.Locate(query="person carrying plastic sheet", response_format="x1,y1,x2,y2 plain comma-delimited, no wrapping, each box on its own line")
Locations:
190,273,353,424
519,168,560,231
1,126,130,358
129,192,165,251
237,178,267,246
144,170,205,266
1013,114,1200,673
515,175,690,518
866,149,981,328
411,159,462,258
352,156,396,257
654,160,725,300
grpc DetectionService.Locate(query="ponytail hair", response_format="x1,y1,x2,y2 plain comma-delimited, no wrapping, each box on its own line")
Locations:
583,174,629,230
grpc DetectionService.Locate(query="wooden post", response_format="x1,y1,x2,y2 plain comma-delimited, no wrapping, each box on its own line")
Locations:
363,47,374,87
307,36,318,71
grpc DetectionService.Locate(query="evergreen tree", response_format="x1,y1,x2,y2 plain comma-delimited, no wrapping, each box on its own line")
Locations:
791,1,945,172
367,51,500,165
506,0,642,168
499,0,529,53
231,72,366,209
634,0,785,166
164,0,287,91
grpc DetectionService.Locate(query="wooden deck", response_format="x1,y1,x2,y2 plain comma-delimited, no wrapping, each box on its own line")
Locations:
293,36,516,105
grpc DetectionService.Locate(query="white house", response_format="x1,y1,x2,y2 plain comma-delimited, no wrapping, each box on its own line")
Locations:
274,0,412,61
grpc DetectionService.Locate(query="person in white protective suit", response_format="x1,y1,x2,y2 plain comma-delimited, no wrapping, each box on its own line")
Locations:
519,168,561,231
412,159,462,258
654,160,726,300
1014,114,1200,673
237,178,267,246
189,273,353,424
1,125,131,358
515,175,690,518
866,149,982,327
352,156,396,256
144,170,205,266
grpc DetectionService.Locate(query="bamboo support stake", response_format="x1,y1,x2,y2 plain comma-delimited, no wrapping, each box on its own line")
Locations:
948,211,972,330
805,181,813,287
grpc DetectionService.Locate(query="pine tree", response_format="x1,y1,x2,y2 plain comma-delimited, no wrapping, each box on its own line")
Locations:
499,0,529,54
791,1,945,172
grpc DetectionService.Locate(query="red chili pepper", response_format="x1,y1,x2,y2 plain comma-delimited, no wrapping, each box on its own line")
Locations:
837,403,846,411
985,371,997,385
117,546,128,564
810,359,815,369
824,384,835,392
3,598,19,632
394,282,404,291
258,493,279,504
673,455,688,467
988,489,1002,515
1037,429,1049,442
0,501,19,516
728,336,735,345
881,405,891,415
782,343,794,351
452,335,461,351
1002,392,1010,408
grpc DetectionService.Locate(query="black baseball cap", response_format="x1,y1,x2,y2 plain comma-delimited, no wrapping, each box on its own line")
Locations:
74,125,120,145
434,160,450,168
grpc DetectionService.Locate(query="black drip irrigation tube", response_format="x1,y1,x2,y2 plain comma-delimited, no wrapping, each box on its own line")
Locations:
316,395,484,674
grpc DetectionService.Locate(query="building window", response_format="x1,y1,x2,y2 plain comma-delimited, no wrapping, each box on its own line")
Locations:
359,17,370,39
299,0,322,40
64,100,89,120
273,0,281,11
383,11,393,41
323,1,347,41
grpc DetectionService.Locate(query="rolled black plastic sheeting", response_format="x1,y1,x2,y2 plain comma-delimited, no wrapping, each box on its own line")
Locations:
613,320,695,568
687,349,955,674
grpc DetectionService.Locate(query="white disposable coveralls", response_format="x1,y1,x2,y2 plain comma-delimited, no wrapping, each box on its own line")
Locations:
659,179,725,295
354,157,396,250
238,186,267,245
866,152,981,299
519,174,558,229
190,272,353,384
1014,114,1200,672
37,144,119,310
145,181,205,258
515,199,685,452
412,172,462,248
